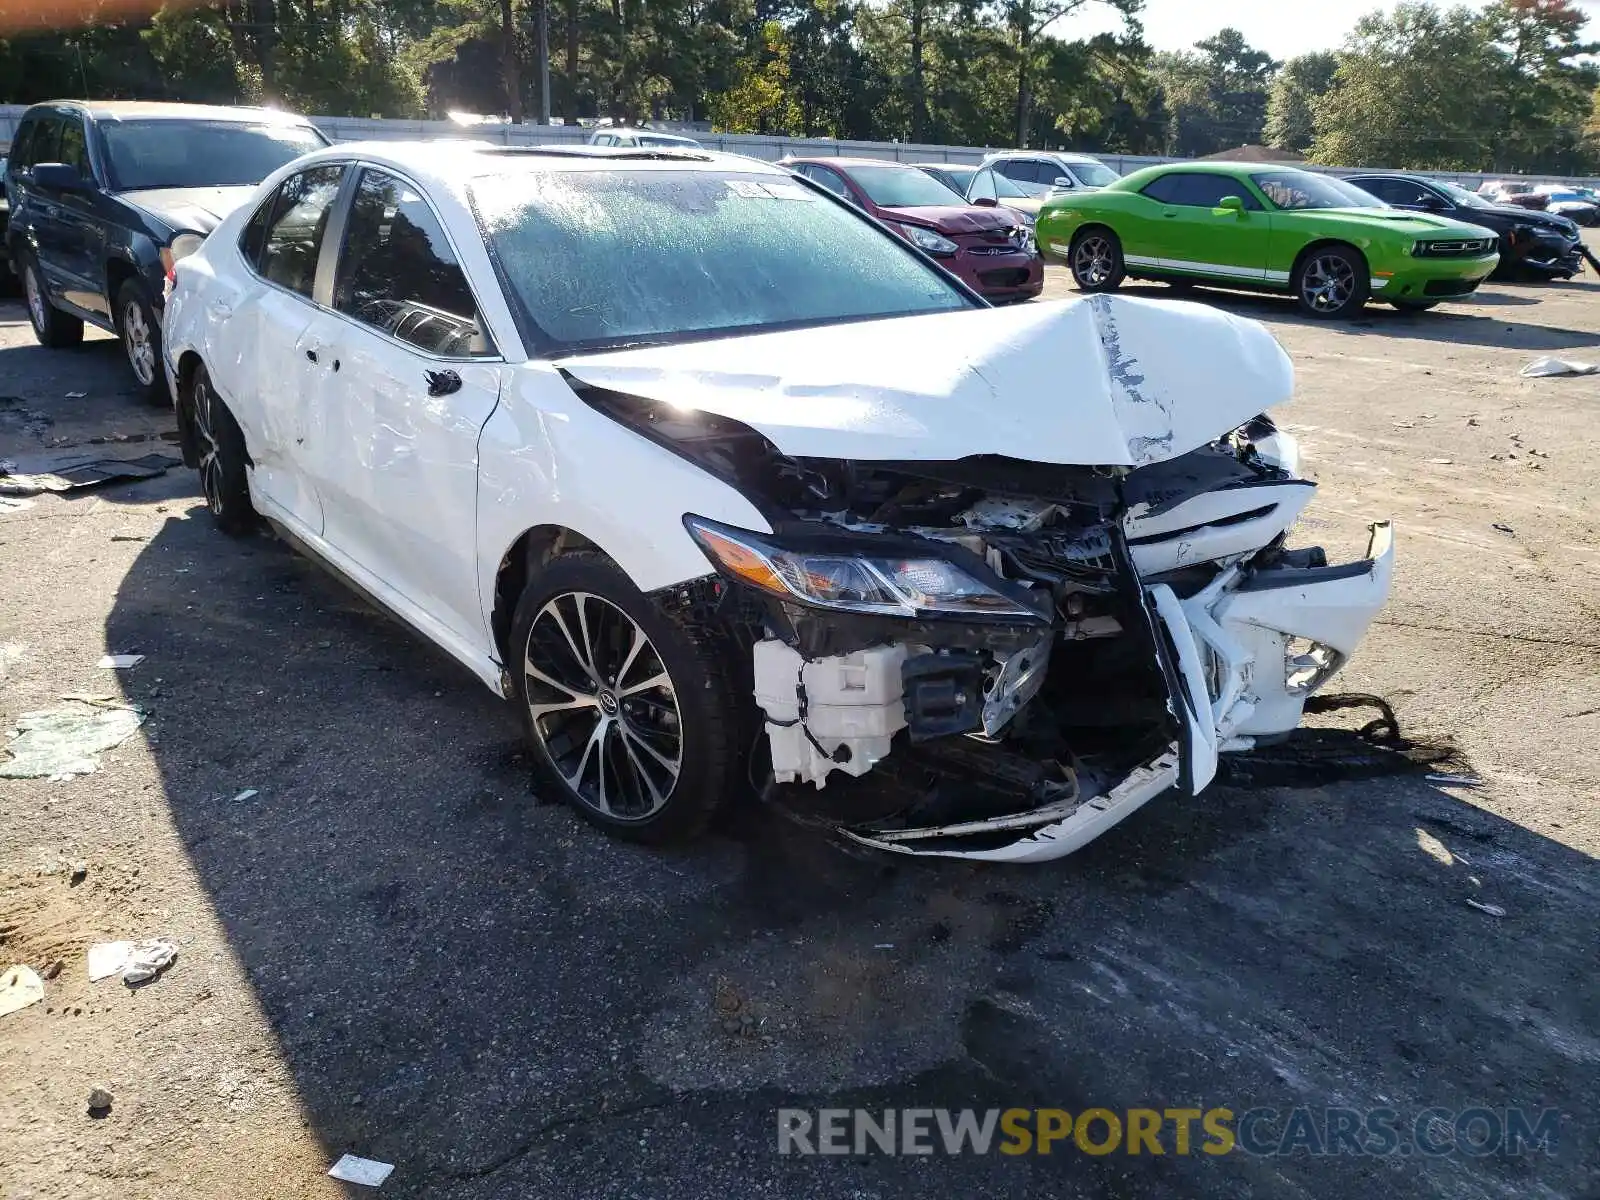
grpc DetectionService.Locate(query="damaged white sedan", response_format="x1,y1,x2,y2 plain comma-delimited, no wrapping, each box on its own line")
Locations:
163,141,1394,862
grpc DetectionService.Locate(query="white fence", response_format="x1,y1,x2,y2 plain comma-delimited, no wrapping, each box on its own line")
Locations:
3,104,1596,189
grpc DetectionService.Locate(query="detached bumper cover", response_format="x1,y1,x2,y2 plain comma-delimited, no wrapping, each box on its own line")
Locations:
843,522,1396,862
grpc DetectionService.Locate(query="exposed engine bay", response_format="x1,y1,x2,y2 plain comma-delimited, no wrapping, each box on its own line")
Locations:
574,374,1394,862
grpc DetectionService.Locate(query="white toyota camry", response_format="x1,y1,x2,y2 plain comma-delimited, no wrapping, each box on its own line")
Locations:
162,140,1394,862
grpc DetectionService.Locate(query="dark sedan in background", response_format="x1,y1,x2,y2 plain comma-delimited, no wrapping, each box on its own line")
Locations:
1349,172,1591,280
4,101,327,400
782,156,1043,303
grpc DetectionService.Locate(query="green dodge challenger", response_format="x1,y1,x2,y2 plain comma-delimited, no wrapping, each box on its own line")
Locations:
1037,162,1501,318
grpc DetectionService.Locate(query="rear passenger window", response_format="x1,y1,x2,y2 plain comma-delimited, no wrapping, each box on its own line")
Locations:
333,168,491,357
259,165,345,297
9,119,37,169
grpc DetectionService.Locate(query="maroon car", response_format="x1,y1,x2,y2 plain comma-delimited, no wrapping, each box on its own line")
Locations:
782,156,1043,304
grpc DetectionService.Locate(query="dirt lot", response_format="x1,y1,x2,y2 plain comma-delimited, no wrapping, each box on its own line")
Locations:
2,258,1598,1200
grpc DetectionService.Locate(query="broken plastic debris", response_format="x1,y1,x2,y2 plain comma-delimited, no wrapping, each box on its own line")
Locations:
328,1155,395,1187
97,654,145,669
122,938,177,985
1465,899,1506,918
1521,356,1598,378
66,391,88,398
0,450,180,496
874,943,895,950
0,496,34,514
231,788,259,803
87,941,134,982
1491,523,1514,535
1427,773,1483,787
0,701,145,779
0,965,45,1018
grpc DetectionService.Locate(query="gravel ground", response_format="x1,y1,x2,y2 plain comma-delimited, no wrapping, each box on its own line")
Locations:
2,258,1598,1200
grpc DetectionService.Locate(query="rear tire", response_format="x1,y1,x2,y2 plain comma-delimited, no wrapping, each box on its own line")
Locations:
511,551,741,844
115,279,168,405
21,253,84,349
187,364,256,535
1293,245,1370,319
1069,228,1125,293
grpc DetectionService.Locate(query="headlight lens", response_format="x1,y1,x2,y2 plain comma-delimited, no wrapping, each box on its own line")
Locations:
685,517,1042,620
897,223,959,255
160,231,206,285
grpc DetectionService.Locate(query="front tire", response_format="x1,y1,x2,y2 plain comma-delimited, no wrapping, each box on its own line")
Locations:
1069,228,1125,293
511,552,740,844
116,280,167,405
1293,245,1369,319
21,253,84,349
188,364,255,535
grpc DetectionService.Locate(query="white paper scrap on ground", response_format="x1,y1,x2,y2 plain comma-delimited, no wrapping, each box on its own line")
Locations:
0,965,45,1017
97,654,145,669
328,1155,395,1186
87,941,134,982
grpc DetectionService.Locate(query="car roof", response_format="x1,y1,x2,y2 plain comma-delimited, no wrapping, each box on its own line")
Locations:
984,150,1103,164
908,162,975,171
783,156,917,170
27,100,318,125
298,140,776,184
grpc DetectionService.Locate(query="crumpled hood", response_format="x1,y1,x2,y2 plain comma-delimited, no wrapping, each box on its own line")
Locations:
557,295,1293,468
118,185,259,234
878,204,1018,234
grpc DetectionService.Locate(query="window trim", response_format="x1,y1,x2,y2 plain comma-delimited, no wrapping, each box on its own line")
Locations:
326,162,500,362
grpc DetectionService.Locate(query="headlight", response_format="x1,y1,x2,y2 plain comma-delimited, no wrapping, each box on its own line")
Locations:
897,223,959,256
1015,224,1036,255
159,232,206,283
684,517,1043,620
1236,413,1302,477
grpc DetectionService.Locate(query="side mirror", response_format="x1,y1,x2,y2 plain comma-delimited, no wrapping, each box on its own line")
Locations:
1213,195,1246,217
33,162,88,192
971,196,999,208
1052,176,1073,188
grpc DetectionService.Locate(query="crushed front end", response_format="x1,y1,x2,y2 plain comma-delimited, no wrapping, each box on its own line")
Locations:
591,383,1395,861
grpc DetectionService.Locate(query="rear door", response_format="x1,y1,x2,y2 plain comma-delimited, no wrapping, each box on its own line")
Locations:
1139,172,1270,281
308,165,504,644
15,113,67,293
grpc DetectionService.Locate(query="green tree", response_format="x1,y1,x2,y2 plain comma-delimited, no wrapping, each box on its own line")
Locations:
1263,50,1335,152
1480,0,1599,172
1151,28,1277,156
1310,3,1505,170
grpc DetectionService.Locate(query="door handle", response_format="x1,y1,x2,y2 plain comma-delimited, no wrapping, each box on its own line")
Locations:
425,369,462,397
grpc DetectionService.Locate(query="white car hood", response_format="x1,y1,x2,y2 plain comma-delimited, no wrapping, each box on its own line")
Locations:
556,294,1293,468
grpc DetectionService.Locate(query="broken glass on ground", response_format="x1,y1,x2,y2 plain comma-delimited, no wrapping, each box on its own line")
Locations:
0,700,146,780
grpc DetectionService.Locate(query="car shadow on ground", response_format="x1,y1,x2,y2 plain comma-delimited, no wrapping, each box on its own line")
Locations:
103,482,1600,1198
1117,282,1600,352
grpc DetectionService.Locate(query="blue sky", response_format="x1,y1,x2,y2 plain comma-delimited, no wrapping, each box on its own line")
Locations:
1055,0,1599,60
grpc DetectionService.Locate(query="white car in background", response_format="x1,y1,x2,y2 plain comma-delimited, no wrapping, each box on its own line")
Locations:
162,141,1393,862
586,127,703,150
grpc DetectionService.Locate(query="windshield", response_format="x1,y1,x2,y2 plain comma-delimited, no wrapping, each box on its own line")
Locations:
1070,161,1120,188
103,120,326,190
1437,180,1493,209
850,164,965,208
930,165,976,191
1251,169,1384,210
986,170,1031,200
472,169,974,353
639,134,700,148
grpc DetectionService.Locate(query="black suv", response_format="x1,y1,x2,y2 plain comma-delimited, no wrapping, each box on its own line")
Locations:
4,101,327,401
1347,172,1590,281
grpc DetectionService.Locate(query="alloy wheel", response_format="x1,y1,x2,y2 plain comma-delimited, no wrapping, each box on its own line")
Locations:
523,591,683,821
24,267,46,333
192,374,224,515
1073,236,1115,286
1300,254,1356,314
123,299,157,386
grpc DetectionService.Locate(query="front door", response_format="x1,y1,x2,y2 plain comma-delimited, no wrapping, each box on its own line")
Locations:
220,163,349,535
305,165,503,645
1141,172,1271,282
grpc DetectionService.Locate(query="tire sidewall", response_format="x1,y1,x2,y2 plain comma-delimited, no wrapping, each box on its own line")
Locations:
510,552,734,843
189,364,255,534
1070,227,1125,292
1294,245,1370,319
115,279,167,403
